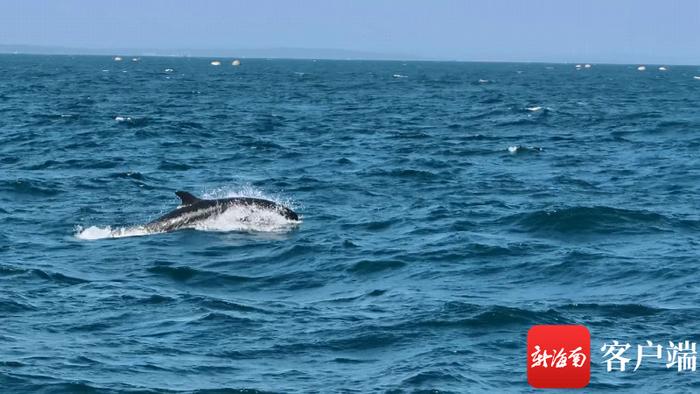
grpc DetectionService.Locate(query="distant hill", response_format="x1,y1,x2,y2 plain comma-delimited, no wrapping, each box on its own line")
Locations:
0,44,423,61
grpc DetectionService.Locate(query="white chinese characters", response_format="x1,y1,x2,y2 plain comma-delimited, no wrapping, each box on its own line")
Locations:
667,341,697,372
601,340,697,372
600,341,631,371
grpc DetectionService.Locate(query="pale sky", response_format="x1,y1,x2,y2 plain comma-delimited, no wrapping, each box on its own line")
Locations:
1,0,699,63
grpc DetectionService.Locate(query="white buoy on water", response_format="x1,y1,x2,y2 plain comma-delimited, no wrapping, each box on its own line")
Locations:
210,60,221,66
232,59,241,66
113,56,123,62
637,65,646,71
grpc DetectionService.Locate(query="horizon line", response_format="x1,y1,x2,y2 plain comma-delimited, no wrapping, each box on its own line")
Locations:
1,44,699,67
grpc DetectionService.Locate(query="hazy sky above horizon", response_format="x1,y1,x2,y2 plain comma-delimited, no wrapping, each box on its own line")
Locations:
1,0,699,63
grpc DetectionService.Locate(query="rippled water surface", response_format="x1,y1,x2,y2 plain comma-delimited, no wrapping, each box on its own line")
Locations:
2,55,700,392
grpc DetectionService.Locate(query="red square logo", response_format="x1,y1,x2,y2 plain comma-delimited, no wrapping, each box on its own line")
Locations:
527,325,590,389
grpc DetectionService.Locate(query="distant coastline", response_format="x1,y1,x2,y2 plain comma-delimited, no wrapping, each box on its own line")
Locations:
0,44,423,61
1,44,698,66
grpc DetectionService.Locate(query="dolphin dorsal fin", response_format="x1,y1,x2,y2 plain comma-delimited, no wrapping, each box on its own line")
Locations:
175,191,201,206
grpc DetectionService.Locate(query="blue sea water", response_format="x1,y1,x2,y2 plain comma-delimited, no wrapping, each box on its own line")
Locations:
1,54,700,393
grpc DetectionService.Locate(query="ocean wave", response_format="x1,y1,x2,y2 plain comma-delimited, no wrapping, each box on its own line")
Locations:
342,219,396,232
108,171,150,181
157,160,193,171
503,206,684,235
32,113,80,122
0,156,20,165
463,242,521,257
173,120,204,129
479,93,504,104
316,289,387,304
0,265,88,286
0,297,37,313
402,370,469,386
0,264,24,277
0,179,62,196
365,168,439,180
417,302,570,328
0,378,103,394
556,303,664,317
29,269,89,285
240,139,285,150
496,117,549,127
134,294,176,305
462,108,508,120
267,303,568,356
147,264,259,285
186,295,266,313
331,357,374,364
347,259,406,274
618,110,664,120
0,373,273,394
187,312,256,326
66,321,117,332
390,130,431,139
23,158,124,170
322,332,403,351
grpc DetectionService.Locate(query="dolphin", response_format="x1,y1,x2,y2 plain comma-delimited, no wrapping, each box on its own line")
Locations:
144,191,299,233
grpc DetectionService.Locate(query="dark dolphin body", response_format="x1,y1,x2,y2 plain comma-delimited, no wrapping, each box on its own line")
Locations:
145,191,299,233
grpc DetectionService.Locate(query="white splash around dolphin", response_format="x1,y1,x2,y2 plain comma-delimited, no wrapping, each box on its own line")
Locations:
75,186,300,240
75,225,152,240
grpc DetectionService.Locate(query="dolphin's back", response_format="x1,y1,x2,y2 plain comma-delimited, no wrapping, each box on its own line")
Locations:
146,192,299,232
146,199,219,231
